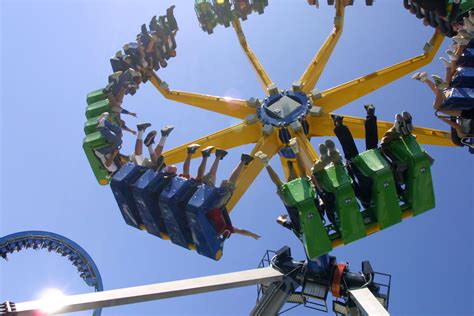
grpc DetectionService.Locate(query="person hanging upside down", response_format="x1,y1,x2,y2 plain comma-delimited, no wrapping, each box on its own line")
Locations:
130,123,174,169
205,153,260,239
95,112,123,172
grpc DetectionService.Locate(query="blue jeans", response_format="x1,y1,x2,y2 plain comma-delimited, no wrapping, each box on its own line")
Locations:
97,120,123,154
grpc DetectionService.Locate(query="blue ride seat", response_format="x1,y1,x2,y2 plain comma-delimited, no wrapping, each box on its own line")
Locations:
158,177,200,250
457,48,474,68
441,87,474,111
131,169,176,239
110,163,148,230
186,184,227,261
451,67,474,88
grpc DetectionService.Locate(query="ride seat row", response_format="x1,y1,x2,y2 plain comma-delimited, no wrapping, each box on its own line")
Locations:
280,136,435,259
110,162,229,260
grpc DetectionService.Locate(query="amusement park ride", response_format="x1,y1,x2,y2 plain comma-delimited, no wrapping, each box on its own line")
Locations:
2,0,473,315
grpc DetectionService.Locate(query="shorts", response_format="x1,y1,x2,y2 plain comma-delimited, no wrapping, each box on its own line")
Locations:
130,153,155,168
202,173,216,187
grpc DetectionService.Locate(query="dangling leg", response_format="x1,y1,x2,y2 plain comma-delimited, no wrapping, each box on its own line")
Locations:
152,125,174,163
134,122,151,164
204,149,228,185
287,161,297,181
289,138,308,177
437,116,468,138
364,104,378,150
183,144,200,178
332,115,359,160
228,153,254,185
197,146,214,181
255,151,283,187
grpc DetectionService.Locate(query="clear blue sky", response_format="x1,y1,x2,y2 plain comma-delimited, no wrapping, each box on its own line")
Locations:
1,1,473,315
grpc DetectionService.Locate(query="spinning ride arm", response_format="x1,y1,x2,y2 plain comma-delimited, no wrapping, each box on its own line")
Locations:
307,114,455,147
312,30,445,113
298,0,346,95
163,122,262,165
149,72,254,119
232,19,274,95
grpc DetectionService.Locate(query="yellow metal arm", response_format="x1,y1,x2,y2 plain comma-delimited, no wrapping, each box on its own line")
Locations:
313,31,445,113
309,114,454,147
149,72,255,120
227,132,282,212
299,0,345,94
163,122,262,165
295,132,320,166
232,19,274,95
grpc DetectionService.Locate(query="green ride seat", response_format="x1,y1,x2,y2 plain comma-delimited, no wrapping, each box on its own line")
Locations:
383,135,435,216
280,177,332,260
86,99,110,120
86,89,107,105
352,149,402,229
314,163,366,244
84,116,100,135
83,132,113,185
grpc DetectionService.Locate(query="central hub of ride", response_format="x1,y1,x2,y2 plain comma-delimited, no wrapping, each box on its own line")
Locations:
257,90,312,127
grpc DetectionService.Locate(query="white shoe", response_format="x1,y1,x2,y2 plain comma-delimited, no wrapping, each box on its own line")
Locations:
440,57,453,69
431,75,449,90
453,34,470,46
97,112,110,128
458,29,473,40
446,49,459,61
411,72,428,82
255,151,269,167
463,17,474,32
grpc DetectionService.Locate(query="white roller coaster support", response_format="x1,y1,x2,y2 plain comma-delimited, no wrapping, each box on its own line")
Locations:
12,267,283,315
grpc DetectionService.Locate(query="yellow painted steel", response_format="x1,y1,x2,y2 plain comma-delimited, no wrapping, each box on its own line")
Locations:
307,114,454,147
313,31,445,113
299,0,345,94
149,73,254,119
232,19,274,94
163,122,262,165
226,131,282,212
147,13,453,218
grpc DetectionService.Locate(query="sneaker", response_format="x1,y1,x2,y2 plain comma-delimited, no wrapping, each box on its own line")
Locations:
364,104,375,116
463,17,474,32
201,146,214,157
144,130,157,146
331,114,344,126
255,151,269,166
411,72,428,82
328,148,342,164
469,11,474,24
215,149,228,159
318,143,329,163
453,34,470,46
241,153,254,165
440,57,453,69
137,122,151,131
431,75,449,90
458,29,473,40
187,144,200,154
402,111,413,133
161,125,174,137
446,49,459,61
394,113,406,135
288,138,299,153
97,112,110,127
325,139,337,154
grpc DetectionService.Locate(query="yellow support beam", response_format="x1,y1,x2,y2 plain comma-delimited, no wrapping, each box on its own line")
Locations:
232,19,274,95
295,132,320,169
299,0,345,94
163,122,262,165
149,72,255,120
308,114,454,147
313,30,445,113
226,132,282,212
